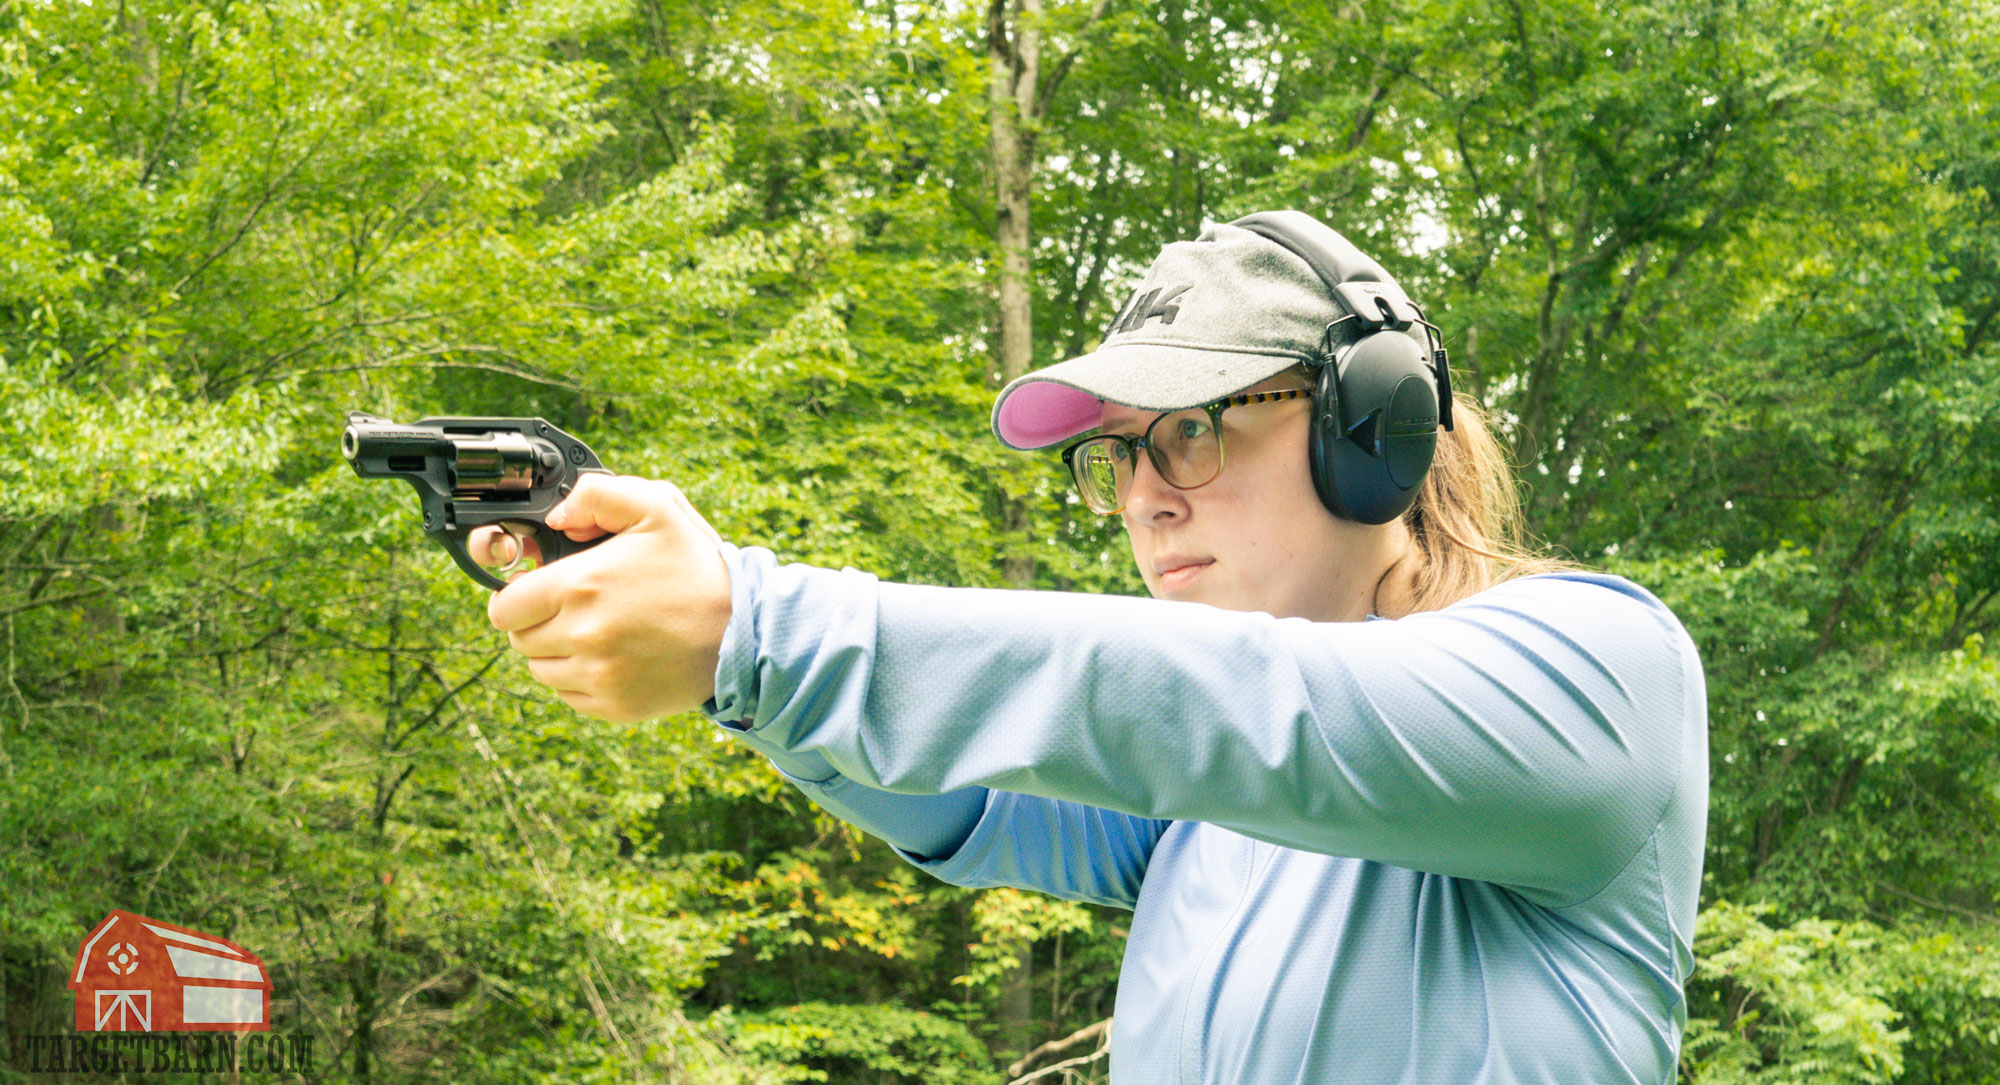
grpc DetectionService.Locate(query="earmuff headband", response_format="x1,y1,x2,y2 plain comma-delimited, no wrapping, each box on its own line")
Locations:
1224,212,1456,523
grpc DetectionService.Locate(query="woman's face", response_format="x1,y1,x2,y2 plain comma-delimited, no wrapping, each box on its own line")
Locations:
1103,377,1400,623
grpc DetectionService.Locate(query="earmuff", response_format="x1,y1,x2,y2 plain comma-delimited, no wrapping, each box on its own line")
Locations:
1225,212,1455,525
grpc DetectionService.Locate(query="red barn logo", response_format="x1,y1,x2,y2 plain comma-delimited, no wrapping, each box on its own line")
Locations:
69,911,272,1032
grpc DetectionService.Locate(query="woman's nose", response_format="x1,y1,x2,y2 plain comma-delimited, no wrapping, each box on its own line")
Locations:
1121,450,1187,525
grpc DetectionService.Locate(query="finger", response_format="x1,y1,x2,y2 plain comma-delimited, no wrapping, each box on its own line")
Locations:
525,654,583,693
487,562,563,633
506,621,574,660
545,474,667,538
469,524,515,567
519,663,612,719
554,688,619,722
470,524,547,570
501,525,546,574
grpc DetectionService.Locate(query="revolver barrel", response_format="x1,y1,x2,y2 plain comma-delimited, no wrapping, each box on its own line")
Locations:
341,419,453,462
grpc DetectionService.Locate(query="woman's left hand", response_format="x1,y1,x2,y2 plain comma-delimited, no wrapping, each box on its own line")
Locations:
484,474,732,723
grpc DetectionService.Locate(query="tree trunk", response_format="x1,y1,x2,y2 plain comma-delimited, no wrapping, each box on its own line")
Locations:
83,504,129,715
989,0,1042,589
352,590,407,1085
984,0,1113,1048
986,2,1043,1043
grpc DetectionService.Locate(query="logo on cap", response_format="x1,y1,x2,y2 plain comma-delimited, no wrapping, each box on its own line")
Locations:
1106,284,1191,336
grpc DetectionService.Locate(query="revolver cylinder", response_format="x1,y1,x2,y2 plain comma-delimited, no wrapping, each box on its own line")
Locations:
449,432,541,494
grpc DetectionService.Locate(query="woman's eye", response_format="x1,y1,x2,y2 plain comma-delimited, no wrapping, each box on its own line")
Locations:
1177,418,1210,440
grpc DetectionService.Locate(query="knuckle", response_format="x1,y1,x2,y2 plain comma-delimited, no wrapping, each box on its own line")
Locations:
568,569,607,602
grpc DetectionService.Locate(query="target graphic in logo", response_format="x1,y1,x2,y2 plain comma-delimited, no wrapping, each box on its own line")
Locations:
69,911,271,1032
105,942,140,976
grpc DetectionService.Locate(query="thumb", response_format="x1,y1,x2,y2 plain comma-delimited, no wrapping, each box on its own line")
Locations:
546,474,669,537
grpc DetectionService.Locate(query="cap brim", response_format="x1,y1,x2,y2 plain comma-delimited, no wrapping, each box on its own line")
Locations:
991,341,1309,450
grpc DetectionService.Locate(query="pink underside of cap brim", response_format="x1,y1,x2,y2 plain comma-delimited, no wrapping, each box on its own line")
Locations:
997,381,1105,449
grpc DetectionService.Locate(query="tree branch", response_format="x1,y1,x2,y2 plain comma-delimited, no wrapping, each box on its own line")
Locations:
392,649,509,751
1940,583,2000,651
987,0,1020,75
1005,1017,1112,1081
261,347,613,396
0,588,109,619
1873,880,1999,927
1345,77,1398,153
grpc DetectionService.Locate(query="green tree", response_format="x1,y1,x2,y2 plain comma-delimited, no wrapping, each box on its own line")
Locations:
4,0,1998,1081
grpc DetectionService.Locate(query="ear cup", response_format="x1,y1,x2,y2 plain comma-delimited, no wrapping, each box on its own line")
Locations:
1307,361,1351,521
1229,211,1449,525
1308,331,1440,524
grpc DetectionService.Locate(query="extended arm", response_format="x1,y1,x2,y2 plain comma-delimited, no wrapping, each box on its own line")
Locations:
708,545,1700,908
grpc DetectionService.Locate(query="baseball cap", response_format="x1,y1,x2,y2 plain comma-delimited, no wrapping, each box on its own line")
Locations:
991,215,1415,451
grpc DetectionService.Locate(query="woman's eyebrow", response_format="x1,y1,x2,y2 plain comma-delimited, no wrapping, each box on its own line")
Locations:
1097,410,1150,435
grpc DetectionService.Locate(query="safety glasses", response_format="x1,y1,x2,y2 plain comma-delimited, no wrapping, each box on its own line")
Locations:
1059,388,1310,515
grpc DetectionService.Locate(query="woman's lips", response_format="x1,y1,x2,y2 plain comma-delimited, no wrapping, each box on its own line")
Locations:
1157,560,1213,593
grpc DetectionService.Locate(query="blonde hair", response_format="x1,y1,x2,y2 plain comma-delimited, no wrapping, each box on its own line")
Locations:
1270,362,1581,615
1397,392,1583,614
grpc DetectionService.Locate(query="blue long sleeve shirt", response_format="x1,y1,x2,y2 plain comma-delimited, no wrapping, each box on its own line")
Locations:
703,545,1708,1084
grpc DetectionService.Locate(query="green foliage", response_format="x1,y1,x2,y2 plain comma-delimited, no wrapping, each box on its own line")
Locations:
956,889,1096,995
2,0,1997,1081
1871,925,2000,1085
730,1002,999,1085
1685,902,2000,1085
1683,901,1909,1085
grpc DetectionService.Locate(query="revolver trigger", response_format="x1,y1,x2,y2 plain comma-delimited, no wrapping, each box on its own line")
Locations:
481,520,542,580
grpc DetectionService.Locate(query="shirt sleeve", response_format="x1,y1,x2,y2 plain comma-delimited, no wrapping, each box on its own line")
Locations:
781,772,1168,910
705,545,1698,909
760,760,992,863
703,545,1166,899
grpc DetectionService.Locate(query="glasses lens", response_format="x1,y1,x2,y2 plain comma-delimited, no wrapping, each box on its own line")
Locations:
1071,438,1132,513
1149,408,1222,489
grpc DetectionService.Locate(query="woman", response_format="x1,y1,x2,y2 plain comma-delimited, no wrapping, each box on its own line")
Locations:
483,214,1708,1083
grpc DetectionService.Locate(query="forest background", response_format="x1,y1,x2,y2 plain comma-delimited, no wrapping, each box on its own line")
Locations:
1,0,1996,1082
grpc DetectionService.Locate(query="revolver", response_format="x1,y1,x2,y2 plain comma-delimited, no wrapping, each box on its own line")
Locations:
341,411,612,589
